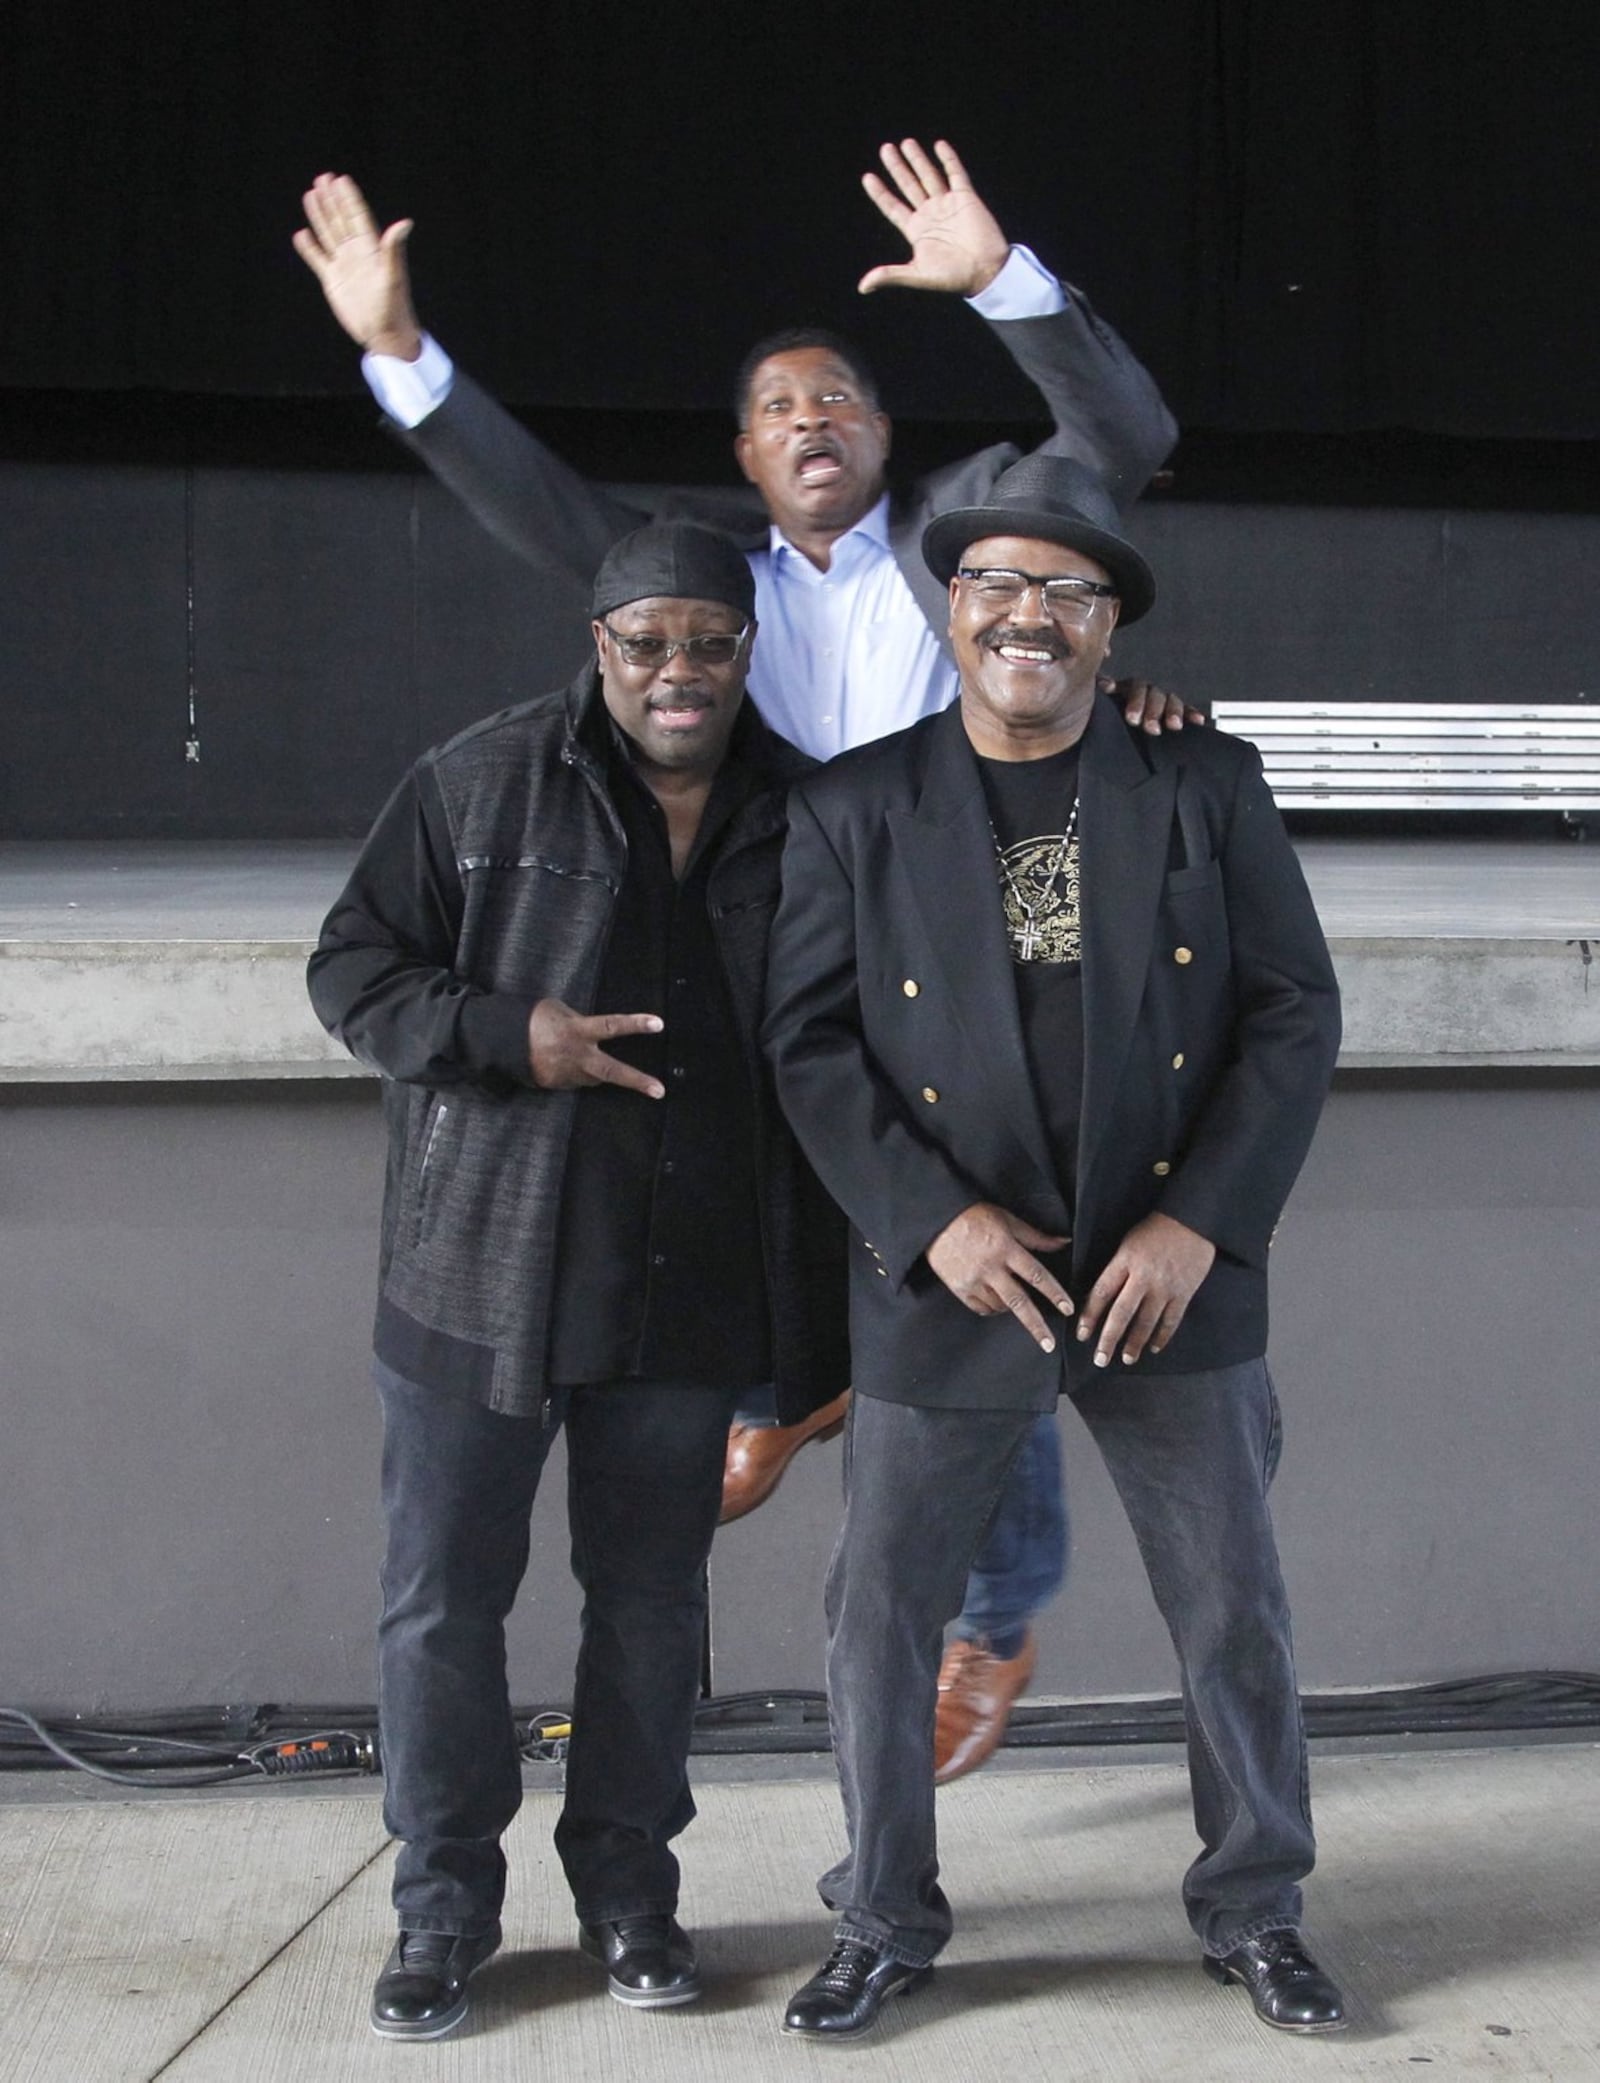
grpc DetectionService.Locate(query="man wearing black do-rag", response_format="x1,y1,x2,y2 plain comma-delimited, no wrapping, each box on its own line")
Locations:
309,520,848,2041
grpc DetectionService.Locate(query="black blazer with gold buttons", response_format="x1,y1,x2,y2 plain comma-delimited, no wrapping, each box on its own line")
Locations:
762,695,1341,1410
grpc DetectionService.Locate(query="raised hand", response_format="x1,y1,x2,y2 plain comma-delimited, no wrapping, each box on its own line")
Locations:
293,173,422,360
859,138,1012,298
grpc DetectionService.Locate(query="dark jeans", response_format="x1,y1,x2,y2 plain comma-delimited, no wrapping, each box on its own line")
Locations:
956,1409,1069,1656
821,1360,1314,1967
375,1366,740,1936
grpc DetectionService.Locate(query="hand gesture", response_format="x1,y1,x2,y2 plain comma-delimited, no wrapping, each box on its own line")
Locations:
293,173,422,360
1075,1211,1216,1367
859,138,1012,298
528,1000,665,1099
925,1202,1074,1352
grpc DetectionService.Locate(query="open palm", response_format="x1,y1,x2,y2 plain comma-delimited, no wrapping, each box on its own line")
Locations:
293,173,420,357
859,139,1011,297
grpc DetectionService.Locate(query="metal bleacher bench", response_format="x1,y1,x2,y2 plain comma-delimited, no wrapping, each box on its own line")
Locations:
1208,702,1600,825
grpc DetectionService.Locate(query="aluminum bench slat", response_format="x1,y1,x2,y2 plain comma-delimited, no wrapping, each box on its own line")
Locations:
1208,702,1600,814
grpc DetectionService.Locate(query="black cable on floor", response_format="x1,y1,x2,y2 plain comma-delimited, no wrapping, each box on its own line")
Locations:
0,1706,377,1787
5,1672,1598,1784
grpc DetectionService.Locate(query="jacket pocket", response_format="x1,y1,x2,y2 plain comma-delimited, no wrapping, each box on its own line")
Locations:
1163,859,1228,956
1165,860,1222,894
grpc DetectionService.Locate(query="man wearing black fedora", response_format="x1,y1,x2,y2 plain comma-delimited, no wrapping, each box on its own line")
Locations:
765,454,1347,2040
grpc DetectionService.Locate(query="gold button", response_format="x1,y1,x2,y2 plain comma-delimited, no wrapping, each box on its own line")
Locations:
1172,1052,1185,1070
921,1086,939,1104
1174,946,1193,965
1153,1160,1171,1176
902,979,920,998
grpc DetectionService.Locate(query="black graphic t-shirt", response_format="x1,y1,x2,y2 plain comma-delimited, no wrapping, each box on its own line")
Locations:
976,743,1084,1207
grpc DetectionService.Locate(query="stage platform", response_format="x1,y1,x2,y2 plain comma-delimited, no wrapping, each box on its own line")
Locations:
2,836,1599,1080
2,1738,1596,2081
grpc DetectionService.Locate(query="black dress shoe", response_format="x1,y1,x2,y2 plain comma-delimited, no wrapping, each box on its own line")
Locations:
369,1924,501,2040
1203,1929,1347,2032
578,1914,702,2007
783,1937,931,2038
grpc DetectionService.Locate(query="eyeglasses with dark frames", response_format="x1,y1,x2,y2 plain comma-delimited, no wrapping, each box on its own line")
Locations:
601,623,751,669
956,568,1117,621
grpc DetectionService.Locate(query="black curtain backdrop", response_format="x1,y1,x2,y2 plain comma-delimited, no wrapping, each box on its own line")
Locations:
3,0,1597,440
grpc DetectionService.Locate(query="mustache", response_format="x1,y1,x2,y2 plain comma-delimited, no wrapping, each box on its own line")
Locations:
980,625,1072,660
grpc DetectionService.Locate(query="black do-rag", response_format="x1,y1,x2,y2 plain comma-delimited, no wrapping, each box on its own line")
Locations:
592,521,756,621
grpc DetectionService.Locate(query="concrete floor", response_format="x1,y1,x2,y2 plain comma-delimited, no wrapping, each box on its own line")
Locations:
2,1741,1598,2082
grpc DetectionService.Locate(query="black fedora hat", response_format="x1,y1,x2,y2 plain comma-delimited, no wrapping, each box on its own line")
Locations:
922,454,1155,624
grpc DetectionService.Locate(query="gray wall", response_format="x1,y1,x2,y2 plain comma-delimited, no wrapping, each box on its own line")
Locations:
4,453,1599,841
3,1072,1597,1713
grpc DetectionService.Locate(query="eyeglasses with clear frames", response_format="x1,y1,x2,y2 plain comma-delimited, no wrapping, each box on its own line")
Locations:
956,568,1118,621
602,623,751,669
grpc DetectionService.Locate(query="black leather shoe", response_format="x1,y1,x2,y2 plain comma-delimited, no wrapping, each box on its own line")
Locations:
369,1924,501,2040
1203,1930,1347,2032
578,1914,702,2007
783,1938,931,2038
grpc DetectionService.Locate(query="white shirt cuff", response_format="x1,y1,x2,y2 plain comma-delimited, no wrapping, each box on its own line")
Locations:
966,243,1068,322
361,333,456,428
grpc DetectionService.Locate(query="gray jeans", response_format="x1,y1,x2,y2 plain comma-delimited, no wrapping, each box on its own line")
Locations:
819,1358,1314,1966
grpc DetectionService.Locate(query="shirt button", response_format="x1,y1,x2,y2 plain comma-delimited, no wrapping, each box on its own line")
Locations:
921,1086,939,1104
1174,946,1193,965
673,976,688,988
671,1065,687,1080
662,1159,675,1174
652,1252,667,1265
1152,1160,1171,1176
902,979,920,998
876,1266,888,1278
1172,1053,1185,1070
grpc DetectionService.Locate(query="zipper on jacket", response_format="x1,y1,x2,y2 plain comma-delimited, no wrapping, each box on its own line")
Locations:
418,1100,448,1184
413,1100,449,1244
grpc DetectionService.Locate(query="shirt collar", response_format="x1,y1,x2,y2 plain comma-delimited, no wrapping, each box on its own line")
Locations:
768,491,893,566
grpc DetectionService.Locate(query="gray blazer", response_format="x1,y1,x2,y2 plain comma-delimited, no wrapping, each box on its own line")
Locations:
395,291,1177,656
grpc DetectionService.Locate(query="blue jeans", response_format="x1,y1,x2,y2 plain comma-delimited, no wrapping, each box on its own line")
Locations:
956,1410,1068,1656
820,1360,1314,1967
375,1366,740,1936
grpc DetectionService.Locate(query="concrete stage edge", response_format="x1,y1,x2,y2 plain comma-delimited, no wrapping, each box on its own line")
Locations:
2,837,1598,1711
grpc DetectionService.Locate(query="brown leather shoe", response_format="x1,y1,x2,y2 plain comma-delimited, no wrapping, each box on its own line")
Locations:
932,1631,1037,1783
718,1391,850,1524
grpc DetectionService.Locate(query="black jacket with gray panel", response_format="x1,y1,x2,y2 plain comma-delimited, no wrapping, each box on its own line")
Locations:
308,667,849,1421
